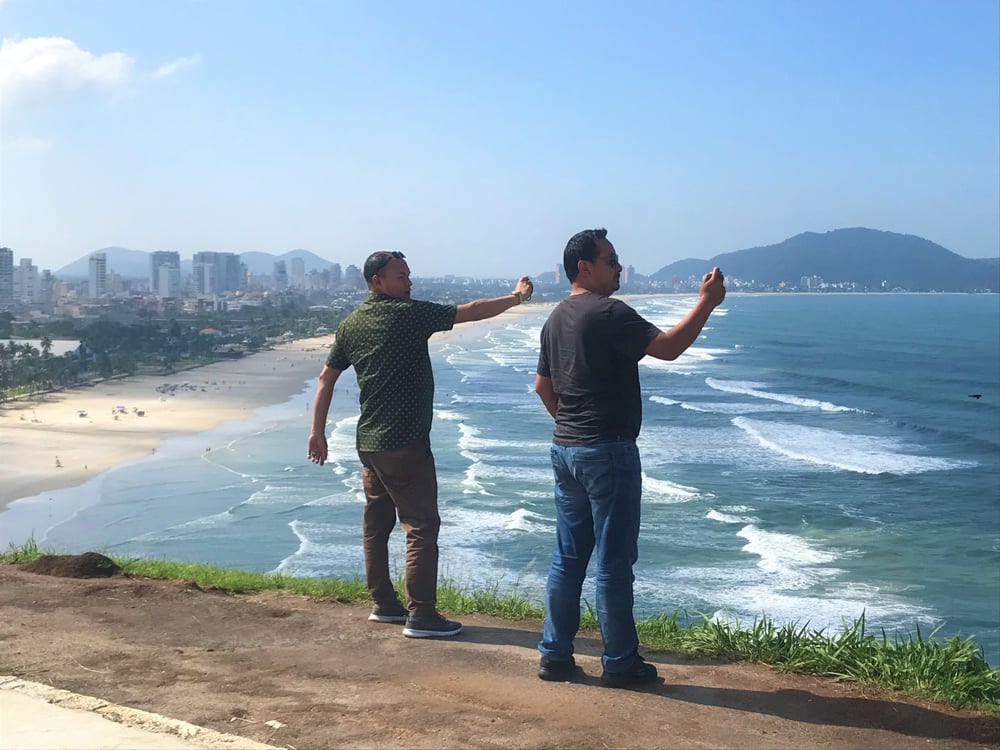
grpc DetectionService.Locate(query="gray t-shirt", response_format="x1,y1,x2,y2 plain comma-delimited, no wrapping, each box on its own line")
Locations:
537,292,660,446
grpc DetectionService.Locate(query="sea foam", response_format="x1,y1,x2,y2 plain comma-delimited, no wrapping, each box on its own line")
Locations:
706,377,863,413
732,417,975,475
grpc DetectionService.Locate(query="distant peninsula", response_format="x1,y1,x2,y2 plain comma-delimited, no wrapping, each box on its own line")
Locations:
650,228,998,293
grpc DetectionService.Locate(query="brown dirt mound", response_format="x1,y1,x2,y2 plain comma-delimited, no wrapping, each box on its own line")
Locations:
21,552,122,578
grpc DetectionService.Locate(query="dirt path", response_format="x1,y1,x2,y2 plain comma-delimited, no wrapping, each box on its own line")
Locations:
1,565,997,749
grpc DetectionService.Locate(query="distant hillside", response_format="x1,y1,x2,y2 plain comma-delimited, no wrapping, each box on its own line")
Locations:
56,247,148,279
238,249,335,276
56,248,337,280
651,228,999,292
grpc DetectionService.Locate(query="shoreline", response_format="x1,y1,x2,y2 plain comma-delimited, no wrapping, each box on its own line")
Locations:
0,335,336,512
0,290,734,515
0,301,552,514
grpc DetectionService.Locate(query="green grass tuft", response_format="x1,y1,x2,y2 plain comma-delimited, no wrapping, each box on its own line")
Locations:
1,537,46,563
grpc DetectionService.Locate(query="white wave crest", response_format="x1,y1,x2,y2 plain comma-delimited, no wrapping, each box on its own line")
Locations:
642,473,704,503
505,508,549,532
649,395,680,407
732,417,976,475
706,508,755,524
706,377,862,413
458,423,549,452
737,524,847,588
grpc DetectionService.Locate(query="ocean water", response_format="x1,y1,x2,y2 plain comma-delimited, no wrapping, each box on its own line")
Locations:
3,294,998,664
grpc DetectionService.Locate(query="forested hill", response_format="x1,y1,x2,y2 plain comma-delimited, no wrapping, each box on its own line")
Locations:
651,228,998,292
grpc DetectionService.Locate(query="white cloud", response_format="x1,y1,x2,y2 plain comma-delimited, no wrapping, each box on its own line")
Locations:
153,54,201,79
0,36,133,109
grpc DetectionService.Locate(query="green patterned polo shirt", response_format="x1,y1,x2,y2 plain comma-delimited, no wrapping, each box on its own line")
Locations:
327,293,457,452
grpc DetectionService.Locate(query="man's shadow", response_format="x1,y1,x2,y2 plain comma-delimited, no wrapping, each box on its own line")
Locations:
663,684,1000,743
460,625,1000,744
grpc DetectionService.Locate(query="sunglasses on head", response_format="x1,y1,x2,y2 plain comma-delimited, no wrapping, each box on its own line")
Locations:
369,251,406,277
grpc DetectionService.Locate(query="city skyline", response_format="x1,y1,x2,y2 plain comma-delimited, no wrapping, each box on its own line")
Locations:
1,1,998,277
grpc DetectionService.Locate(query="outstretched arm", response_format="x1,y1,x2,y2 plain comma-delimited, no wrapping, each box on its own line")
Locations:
644,267,726,361
454,276,534,324
307,365,342,465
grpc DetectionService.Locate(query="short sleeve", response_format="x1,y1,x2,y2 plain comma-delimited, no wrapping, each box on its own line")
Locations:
609,300,660,360
415,300,457,337
537,321,551,377
326,321,352,371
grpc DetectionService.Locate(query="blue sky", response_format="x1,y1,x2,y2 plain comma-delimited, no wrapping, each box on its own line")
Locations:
1,0,997,277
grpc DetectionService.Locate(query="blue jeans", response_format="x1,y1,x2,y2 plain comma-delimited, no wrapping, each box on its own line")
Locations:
538,439,642,672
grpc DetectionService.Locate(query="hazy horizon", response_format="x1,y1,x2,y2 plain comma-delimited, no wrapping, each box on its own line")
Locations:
1,1,998,277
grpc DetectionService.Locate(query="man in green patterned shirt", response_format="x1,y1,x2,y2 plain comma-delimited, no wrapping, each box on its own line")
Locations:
308,251,534,638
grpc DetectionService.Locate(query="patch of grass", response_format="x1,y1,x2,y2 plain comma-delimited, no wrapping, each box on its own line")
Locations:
0,537,46,563
3,543,996,711
636,610,999,710
437,579,545,620
117,556,370,600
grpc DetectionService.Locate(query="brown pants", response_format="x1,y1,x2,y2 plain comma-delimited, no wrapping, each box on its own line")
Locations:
358,438,440,615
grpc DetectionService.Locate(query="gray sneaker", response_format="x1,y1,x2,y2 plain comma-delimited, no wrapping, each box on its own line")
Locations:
402,612,463,638
368,600,409,623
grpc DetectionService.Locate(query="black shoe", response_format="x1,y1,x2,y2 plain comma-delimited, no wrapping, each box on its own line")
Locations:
600,655,658,688
402,612,463,638
368,600,409,623
538,656,577,682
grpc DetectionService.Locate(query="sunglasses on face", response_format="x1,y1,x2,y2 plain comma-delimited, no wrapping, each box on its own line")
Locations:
595,252,619,267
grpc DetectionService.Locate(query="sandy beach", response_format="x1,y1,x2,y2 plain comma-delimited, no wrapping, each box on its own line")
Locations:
0,335,337,512
0,300,552,514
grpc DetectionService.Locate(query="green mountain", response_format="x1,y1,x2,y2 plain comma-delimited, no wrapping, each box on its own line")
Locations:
651,228,999,292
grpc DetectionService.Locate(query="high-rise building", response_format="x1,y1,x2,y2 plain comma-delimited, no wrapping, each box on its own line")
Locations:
344,264,363,288
89,252,107,299
193,252,243,295
15,258,39,304
0,247,14,306
39,270,55,305
150,251,181,298
554,263,561,284
290,257,305,288
330,263,342,287
274,260,288,290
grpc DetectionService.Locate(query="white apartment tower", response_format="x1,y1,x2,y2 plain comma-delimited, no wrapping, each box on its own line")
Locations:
15,258,39,304
150,251,181,298
89,252,107,299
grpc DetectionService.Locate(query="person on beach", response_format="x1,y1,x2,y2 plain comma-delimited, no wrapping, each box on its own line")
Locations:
534,228,726,686
307,250,534,638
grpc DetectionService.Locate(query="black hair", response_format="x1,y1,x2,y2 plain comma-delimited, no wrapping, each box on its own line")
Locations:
563,228,608,282
363,251,406,284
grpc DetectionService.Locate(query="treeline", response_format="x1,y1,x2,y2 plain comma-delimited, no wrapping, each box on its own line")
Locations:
0,301,346,403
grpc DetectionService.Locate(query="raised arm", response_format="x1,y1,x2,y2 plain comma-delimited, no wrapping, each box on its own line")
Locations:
644,267,726,361
307,365,342,465
454,276,534,324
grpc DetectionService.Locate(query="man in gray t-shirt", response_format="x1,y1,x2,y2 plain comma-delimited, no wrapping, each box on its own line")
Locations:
534,228,726,687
